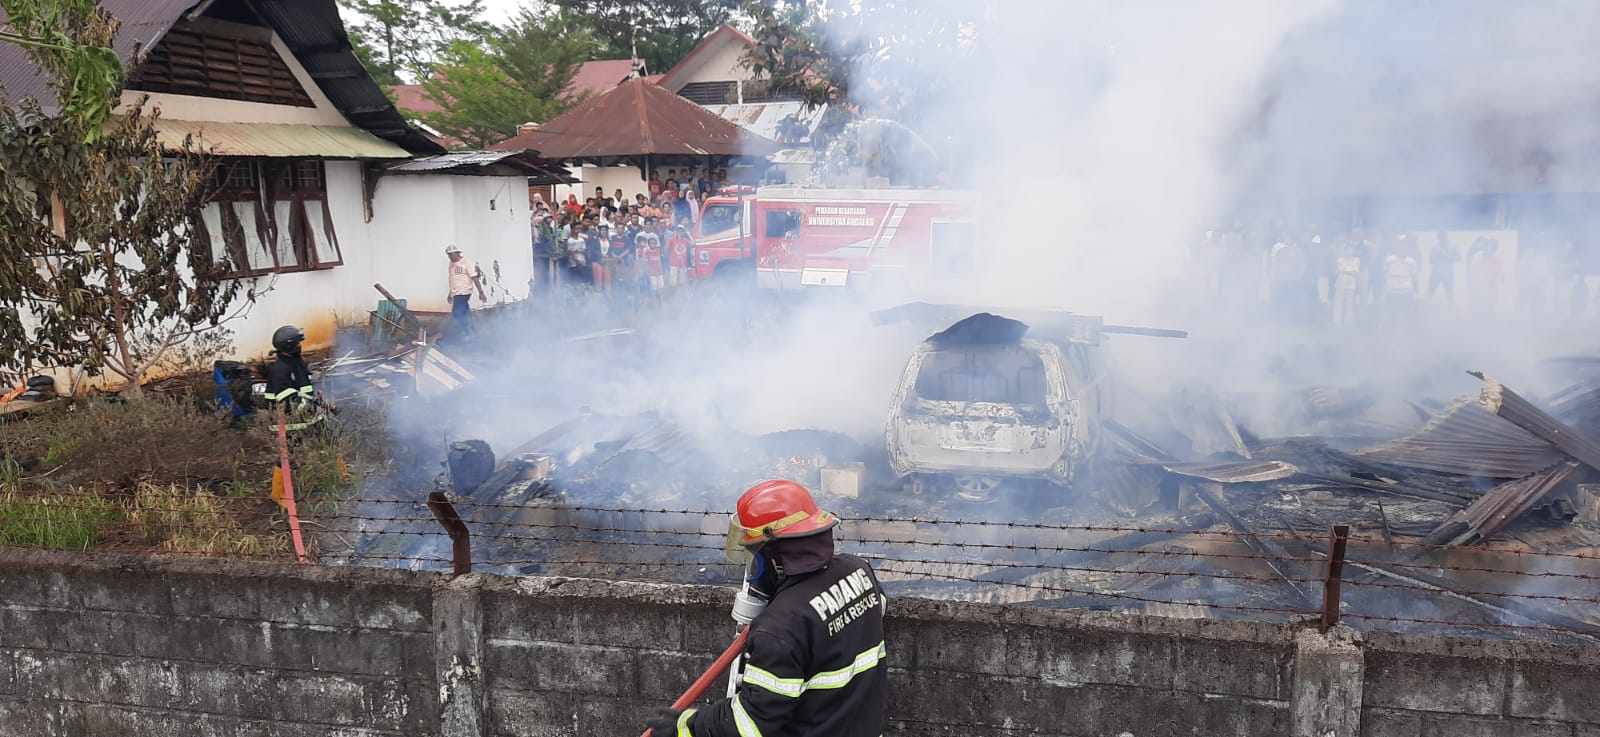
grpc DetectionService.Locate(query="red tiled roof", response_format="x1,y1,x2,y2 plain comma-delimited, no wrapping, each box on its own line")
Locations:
390,84,443,116
390,61,650,126
487,77,777,158
658,24,757,91
567,59,640,100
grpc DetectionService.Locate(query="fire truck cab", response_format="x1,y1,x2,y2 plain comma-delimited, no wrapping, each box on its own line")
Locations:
691,186,978,290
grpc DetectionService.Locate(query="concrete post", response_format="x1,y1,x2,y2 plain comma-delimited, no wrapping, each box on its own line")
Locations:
1290,627,1365,737
436,576,488,737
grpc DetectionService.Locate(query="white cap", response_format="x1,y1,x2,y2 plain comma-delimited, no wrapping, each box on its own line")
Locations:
445,244,461,255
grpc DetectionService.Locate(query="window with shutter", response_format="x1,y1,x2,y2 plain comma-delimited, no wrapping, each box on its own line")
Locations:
198,158,341,277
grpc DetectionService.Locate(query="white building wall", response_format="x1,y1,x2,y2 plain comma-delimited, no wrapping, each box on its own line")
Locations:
683,42,751,87
448,176,533,301
554,165,656,205
218,166,534,360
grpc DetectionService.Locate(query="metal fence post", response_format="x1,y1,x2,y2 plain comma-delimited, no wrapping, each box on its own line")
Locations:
1320,524,1350,632
427,491,473,576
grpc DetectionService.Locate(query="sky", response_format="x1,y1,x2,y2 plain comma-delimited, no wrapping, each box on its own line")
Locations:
477,0,531,25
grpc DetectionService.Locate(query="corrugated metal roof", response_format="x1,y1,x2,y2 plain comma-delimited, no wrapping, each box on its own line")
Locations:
248,0,440,155
383,150,579,184
1353,396,1567,478
703,101,826,146
387,151,522,171
567,59,640,100
153,119,412,158
488,78,778,159
0,0,441,156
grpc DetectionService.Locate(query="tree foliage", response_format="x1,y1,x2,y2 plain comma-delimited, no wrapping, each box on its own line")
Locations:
744,0,981,181
0,0,122,137
0,2,245,393
339,0,492,84
417,8,591,147
548,0,742,73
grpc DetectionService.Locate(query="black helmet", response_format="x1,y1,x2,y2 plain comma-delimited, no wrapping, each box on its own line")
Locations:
272,325,306,355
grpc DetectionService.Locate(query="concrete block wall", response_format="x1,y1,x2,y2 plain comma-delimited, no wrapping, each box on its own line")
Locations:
0,552,439,736
2,547,1600,737
1360,632,1600,737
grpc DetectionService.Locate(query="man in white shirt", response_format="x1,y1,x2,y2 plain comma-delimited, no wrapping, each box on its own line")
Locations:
445,244,486,338
1382,235,1420,326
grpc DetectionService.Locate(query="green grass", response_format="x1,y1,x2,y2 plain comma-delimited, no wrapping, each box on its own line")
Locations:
0,491,118,550
0,391,390,559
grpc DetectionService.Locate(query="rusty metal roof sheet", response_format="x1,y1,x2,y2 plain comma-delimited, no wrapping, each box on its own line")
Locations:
488,78,779,159
1427,462,1580,545
1353,396,1567,478
153,119,411,158
0,0,440,156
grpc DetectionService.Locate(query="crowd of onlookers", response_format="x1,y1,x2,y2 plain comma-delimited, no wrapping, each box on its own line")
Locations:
1196,223,1594,326
531,167,731,302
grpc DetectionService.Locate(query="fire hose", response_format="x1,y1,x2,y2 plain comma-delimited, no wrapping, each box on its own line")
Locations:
635,625,749,737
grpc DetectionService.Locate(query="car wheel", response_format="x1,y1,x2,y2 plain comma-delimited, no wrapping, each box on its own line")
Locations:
952,474,1003,503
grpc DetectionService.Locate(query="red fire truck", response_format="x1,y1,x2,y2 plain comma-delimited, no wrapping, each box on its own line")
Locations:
690,186,978,290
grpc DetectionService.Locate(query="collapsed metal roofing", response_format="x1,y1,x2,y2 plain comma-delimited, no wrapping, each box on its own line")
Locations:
1353,396,1568,478
488,78,779,160
0,0,442,156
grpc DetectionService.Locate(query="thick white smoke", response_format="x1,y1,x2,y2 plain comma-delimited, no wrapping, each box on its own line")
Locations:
393,0,1600,465
963,0,1339,321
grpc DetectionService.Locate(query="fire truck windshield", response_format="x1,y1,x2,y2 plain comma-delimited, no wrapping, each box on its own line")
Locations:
701,204,739,237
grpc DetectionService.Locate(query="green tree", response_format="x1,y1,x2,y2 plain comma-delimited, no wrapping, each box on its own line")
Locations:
339,0,492,84
548,0,742,73
494,7,594,110
0,2,245,394
0,0,122,137
417,9,591,147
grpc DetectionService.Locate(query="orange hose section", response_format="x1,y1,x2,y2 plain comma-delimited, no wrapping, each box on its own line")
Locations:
637,626,750,737
277,406,309,564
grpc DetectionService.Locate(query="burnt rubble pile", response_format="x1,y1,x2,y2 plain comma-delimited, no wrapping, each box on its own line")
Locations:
324,300,1600,639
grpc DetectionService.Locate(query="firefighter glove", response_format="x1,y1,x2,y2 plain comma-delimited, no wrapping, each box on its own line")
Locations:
645,707,694,737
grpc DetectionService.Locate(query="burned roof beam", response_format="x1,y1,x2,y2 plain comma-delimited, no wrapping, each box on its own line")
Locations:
1474,371,1600,477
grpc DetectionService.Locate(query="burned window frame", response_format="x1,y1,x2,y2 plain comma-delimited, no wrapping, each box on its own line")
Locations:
198,157,343,278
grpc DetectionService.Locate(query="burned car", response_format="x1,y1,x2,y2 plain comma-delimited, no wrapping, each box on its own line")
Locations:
876,305,1187,502
883,311,1107,501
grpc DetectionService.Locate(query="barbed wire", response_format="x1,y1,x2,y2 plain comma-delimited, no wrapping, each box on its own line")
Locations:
8,491,1599,556
4,501,1600,577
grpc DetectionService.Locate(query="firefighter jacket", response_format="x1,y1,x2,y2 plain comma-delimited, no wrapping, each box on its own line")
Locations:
264,355,320,430
684,555,887,737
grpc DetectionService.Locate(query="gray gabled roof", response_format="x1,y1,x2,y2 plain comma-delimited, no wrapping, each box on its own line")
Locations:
0,0,442,155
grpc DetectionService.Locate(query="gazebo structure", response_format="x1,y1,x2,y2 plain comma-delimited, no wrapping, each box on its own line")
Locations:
490,77,779,190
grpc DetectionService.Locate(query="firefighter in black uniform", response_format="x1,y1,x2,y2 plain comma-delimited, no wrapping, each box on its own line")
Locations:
263,325,321,431
647,479,888,737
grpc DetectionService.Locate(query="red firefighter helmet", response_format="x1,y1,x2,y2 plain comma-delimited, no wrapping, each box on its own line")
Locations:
731,479,838,549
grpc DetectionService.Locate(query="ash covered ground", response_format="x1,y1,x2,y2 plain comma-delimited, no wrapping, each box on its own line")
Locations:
319,291,1600,643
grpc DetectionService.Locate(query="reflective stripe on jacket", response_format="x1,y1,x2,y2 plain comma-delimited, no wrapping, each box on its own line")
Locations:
687,555,888,737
